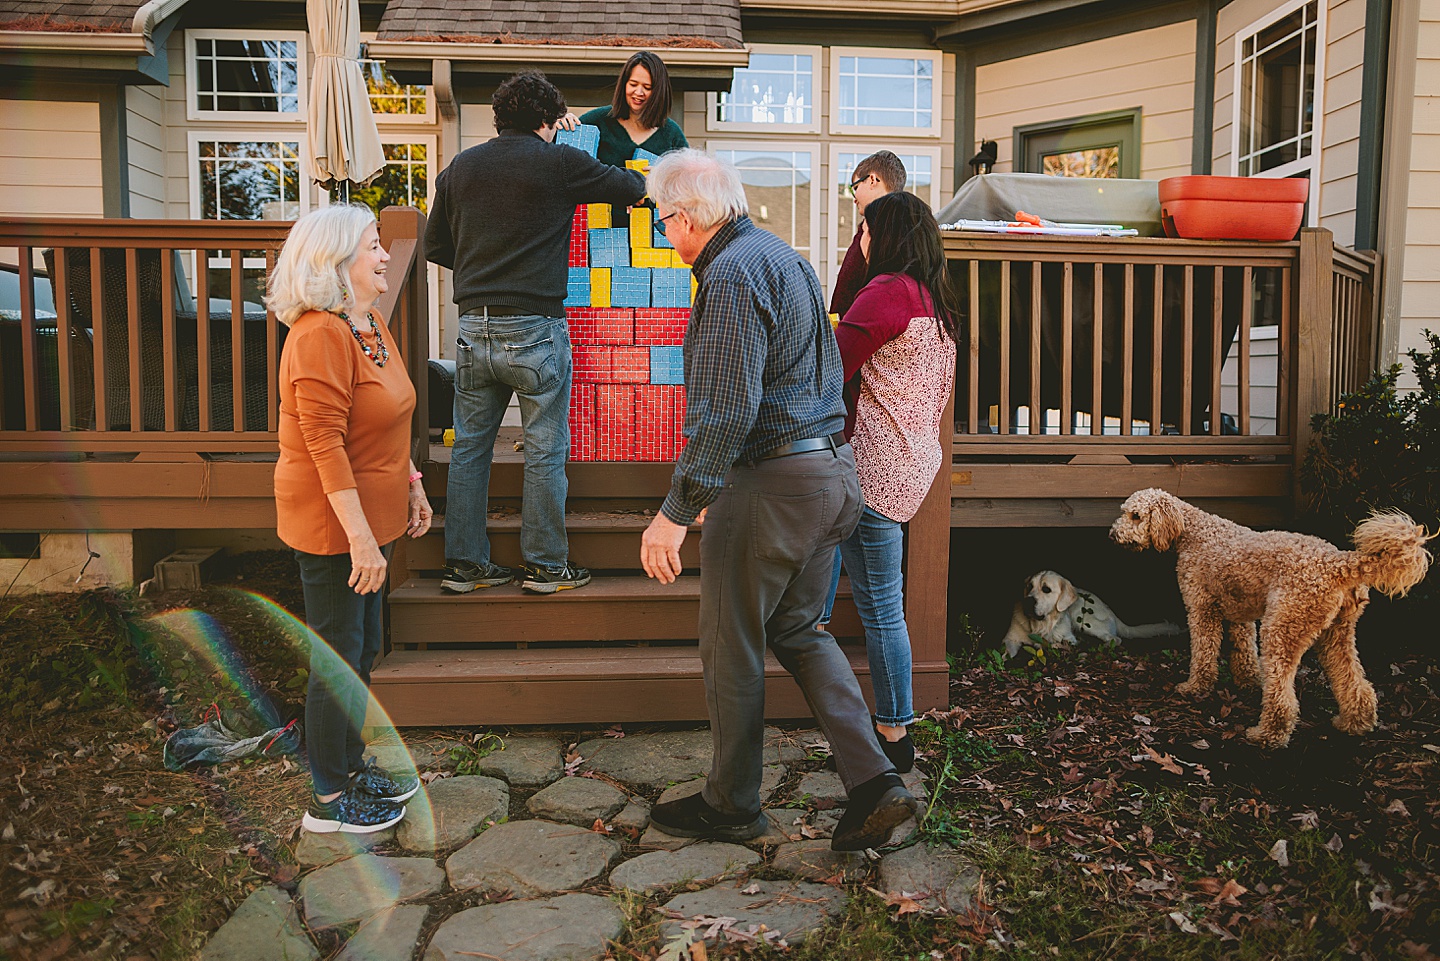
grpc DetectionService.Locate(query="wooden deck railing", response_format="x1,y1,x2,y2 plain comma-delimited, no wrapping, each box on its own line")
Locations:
0,207,430,457
939,227,1373,462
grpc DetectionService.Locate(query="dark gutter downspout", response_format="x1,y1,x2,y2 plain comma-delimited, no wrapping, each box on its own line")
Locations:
1191,0,1217,174
1354,0,1391,251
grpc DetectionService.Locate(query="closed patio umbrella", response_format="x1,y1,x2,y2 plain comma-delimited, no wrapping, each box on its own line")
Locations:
307,0,385,193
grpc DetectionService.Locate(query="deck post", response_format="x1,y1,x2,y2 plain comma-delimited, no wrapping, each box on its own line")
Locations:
1293,228,1334,504
904,390,954,712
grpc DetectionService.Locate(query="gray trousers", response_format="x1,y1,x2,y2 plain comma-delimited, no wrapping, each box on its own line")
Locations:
698,444,894,815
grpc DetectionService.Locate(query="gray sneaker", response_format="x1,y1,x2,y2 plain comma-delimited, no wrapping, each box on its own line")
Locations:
519,562,591,594
441,560,513,593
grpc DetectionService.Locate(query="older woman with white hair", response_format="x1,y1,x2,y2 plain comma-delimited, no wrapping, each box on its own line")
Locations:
268,203,432,834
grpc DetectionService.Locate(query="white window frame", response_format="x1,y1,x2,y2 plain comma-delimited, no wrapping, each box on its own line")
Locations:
319,134,437,212
707,43,822,134
358,33,436,124
826,143,942,292
188,130,309,283
1230,0,1325,226
709,140,823,273
186,29,308,123
828,46,942,139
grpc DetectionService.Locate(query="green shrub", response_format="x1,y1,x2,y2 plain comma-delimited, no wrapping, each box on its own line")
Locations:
1300,329,1439,616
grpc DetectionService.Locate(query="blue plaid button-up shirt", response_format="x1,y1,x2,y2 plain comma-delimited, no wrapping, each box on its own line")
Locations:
659,216,846,525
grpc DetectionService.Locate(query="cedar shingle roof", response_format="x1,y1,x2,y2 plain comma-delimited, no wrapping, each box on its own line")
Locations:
0,1,147,30
377,0,743,49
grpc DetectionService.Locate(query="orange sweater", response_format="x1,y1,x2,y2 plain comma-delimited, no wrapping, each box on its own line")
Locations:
275,309,416,555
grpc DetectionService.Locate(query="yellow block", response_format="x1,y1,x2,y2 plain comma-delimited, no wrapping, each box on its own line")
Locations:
829,313,840,329
670,250,690,269
443,428,455,447
690,274,697,304
590,267,611,308
586,203,611,229
625,158,651,174
629,206,653,248
632,248,669,268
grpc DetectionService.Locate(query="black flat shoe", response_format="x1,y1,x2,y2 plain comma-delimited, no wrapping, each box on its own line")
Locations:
831,772,917,851
876,727,914,775
650,789,767,842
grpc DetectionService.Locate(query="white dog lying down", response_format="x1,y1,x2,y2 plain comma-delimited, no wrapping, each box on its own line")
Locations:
1002,570,1183,658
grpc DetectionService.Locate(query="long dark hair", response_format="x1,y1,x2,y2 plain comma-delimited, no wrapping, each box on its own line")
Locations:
863,191,961,342
609,51,672,130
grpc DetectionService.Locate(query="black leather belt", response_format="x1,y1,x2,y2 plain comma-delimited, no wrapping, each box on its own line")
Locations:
748,431,847,465
463,305,527,317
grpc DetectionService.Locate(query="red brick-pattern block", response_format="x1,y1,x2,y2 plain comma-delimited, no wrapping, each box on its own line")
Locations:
634,307,690,346
597,384,636,461
569,382,596,461
568,205,588,267
671,386,688,460
572,346,610,383
634,385,668,461
610,347,650,384
566,307,634,346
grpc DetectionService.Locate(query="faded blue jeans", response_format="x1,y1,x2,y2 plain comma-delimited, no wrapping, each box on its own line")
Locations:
447,312,572,570
839,505,914,726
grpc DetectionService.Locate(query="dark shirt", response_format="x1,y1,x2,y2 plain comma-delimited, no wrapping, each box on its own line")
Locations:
829,225,868,318
660,216,846,525
579,107,689,168
425,129,646,318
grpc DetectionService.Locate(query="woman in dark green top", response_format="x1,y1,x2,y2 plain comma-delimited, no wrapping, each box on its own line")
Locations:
578,51,688,167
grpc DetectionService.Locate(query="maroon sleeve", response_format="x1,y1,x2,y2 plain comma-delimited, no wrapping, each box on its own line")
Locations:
834,274,917,381
828,230,869,318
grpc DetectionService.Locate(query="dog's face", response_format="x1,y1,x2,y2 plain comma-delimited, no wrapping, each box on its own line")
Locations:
1022,570,1078,621
1110,488,1185,552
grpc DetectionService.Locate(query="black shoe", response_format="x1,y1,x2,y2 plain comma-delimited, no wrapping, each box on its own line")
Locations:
831,772,917,852
350,756,420,803
301,784,407,834
650,790,767,842
441,560,513,593
519,562,591,594
876,727,915,775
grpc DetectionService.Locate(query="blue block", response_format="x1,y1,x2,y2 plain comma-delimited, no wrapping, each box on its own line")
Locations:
652,224,673,249
565,267,591,307
632,146,661,164
588,228,631,268
611,267,652,308
649,345,684,384
557,124,601,157
651,268,691,309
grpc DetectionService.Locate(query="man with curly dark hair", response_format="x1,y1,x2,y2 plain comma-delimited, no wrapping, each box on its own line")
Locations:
427,71,646,595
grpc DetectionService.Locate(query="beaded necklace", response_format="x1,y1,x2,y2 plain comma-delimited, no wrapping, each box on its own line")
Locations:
338,310,388,367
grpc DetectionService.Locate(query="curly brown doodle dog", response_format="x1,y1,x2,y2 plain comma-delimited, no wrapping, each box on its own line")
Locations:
1110,488,1433,748
1002,570,1182,658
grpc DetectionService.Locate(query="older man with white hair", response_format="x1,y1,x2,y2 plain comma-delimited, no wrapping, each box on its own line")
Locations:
639,149,917,852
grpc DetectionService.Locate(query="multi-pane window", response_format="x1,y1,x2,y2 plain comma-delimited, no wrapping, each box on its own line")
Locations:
831,48,941,135
711,47,819,131
330,141,432,214
360,58,431,119
188,31,304,119
828,146,940,291
1235,0,1321,178
712,145,819,266
194,138,304,221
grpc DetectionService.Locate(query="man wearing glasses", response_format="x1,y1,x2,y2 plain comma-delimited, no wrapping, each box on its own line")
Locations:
426,71,645,595
831,151,908,319
637,150,918,853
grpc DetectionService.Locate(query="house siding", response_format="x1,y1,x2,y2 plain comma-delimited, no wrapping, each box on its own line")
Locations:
1398,0,1440,389
0,98,103,217
126,84,166,220
973,20,1196,181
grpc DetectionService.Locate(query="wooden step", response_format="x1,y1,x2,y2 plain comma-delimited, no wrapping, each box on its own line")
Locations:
387,575,862,645
405,511,701,571
368,645,949,726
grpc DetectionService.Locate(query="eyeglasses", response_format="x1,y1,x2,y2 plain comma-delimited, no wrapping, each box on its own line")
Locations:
846,174,871,198
654,211,680,236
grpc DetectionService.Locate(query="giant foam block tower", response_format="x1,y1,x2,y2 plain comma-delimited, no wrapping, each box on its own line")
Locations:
558,128,693,462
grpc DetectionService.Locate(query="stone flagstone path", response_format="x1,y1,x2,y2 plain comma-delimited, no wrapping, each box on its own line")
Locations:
200,727,978,961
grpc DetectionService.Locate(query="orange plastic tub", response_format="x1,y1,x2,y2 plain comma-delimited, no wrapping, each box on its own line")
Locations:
1158,175,1308,242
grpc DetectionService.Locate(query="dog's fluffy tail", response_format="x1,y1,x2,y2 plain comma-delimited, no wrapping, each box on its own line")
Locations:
1351,510,1434,598
1116,619,1184,640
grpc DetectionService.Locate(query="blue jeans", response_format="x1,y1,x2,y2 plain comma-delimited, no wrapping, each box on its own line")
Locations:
448,312,572,570
296,544,393,795
819,546,842,626
839,506,914,726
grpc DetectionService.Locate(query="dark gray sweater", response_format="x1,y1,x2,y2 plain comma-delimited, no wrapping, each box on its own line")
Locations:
426,129,647,318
